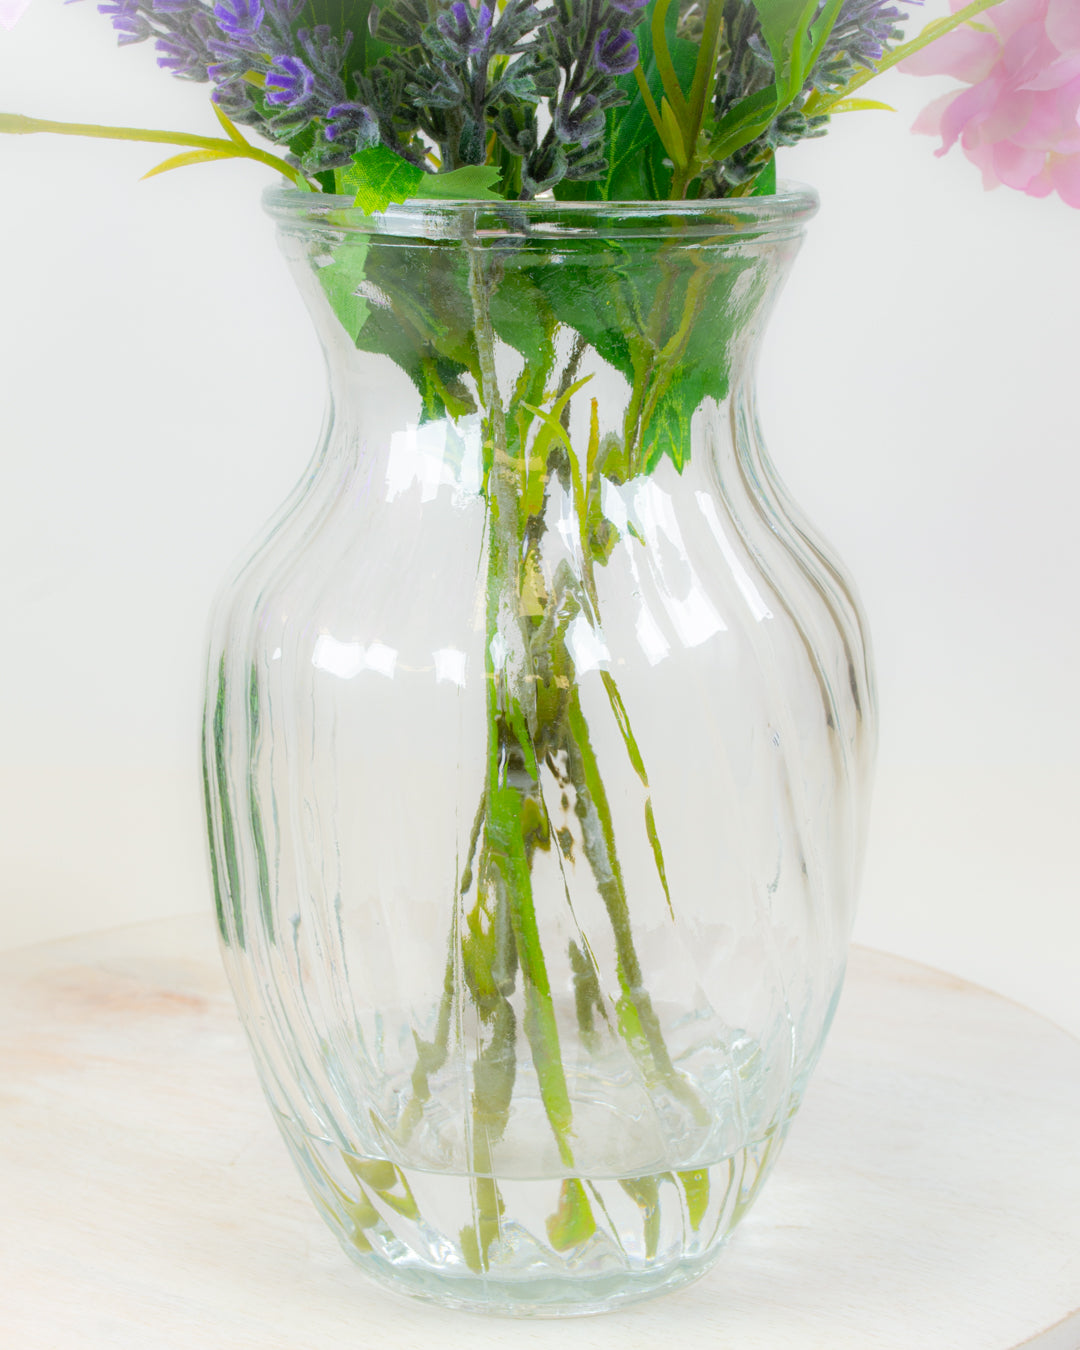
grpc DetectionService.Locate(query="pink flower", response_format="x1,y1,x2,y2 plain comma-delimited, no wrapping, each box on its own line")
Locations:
901,0,1080,207
0,0,31,28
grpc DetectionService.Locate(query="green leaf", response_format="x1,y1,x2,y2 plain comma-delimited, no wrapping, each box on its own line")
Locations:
706,84,780,163
488,267,552,367
751,157,778,195
829,97,896,113
522,376,594,465
527,233,750,474
638,253,756,472
750,0,846,104
314,231,479,420
345,1157,397,1191
527,243,638,382
546,1179,597,1252
344,148,504,214
750,0,818,91
140,147,241,180
212,103,248,147
677,1169,710,1230
316,239,372,347
345,144,426,215
419,164,505,200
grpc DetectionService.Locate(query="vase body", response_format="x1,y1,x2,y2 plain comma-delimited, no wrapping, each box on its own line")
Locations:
203,188,875,1316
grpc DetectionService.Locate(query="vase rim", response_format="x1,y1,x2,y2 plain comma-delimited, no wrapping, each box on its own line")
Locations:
263,182,818,242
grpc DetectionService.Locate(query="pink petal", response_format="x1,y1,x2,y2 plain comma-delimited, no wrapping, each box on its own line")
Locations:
0,0,31,26
1024,167,1055,195
981,87,1036,140
1007,84,1080,149
912,91,960,139
990,138,1047,187
999,20,1058,84
1046,0,1080,56
900,27,1000,80
988,0,1049,44
939,76,1002,150
957,136,1005,187
1021,51,1080,92
1049,151,1080,204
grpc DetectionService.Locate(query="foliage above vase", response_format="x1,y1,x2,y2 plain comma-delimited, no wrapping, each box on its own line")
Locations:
5,0,1079,209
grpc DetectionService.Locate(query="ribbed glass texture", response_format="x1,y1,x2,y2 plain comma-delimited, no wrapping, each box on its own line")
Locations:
203,188,876,1316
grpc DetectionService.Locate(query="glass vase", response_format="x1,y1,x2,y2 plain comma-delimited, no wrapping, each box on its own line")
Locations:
202,186,876,1317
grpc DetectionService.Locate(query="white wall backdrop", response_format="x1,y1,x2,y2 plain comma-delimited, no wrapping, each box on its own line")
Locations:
2,3,1078,1032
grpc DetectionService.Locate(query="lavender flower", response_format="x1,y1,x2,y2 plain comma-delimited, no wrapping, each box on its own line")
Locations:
470,3,493,57
554,92,605,147
98,0,150,45
822,0,913,69
263,0,301,23
213,0,261,38
157,37,211,77
594,27,637,77
211,77,259,122
266,54,315,106
325,101,379,147
436,1,471,48
299,25,349,70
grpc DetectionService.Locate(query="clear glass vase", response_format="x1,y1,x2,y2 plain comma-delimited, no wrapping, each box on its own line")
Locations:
202,186,876,1317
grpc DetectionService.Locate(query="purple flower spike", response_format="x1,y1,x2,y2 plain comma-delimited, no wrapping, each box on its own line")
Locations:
213,0,262,37
325,100,379,146
97,0,150,43
469,2,492,55
554,92,605,146
437,1,471,46
610,0,647,12
594,27,637,76
263,0,302,19
157,35,209,75
266,54,316,106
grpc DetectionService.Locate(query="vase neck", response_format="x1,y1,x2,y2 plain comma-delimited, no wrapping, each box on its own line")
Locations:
271,197,812,494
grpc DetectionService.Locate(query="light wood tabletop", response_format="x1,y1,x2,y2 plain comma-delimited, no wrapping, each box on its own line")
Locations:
2,916,1077,1349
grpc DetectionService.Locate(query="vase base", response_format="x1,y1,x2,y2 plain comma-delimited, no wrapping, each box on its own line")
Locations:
341,1241,723,1318
279,1113,787,1317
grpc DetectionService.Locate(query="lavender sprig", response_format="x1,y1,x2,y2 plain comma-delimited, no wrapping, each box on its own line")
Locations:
521,0,647,194
84,0,920,199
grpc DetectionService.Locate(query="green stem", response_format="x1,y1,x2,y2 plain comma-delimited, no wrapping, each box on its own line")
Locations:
0,112,305,186
564,692,705,1123
650,0,690,123
668,0,726,199
468,244,578,1176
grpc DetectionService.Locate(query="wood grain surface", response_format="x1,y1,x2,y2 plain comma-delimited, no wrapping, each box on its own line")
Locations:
1,917,1077,1350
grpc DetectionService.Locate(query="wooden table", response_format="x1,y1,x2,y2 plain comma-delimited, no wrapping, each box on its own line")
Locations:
2,916,1077,1349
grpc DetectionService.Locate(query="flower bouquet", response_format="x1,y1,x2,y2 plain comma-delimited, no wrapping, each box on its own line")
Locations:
3,0,1075,1318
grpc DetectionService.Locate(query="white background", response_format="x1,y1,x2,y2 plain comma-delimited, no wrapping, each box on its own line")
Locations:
1,3,1078,1034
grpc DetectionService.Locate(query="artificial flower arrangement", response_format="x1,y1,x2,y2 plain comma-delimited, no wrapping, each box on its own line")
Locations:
3,0,1076,1316
4,0,1078,207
